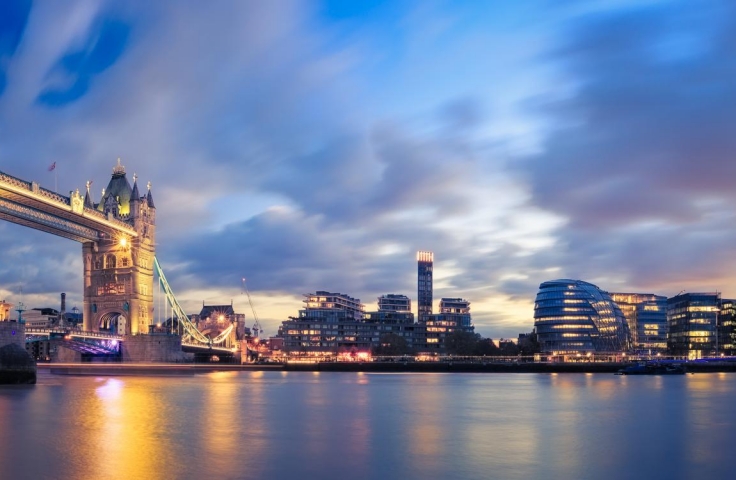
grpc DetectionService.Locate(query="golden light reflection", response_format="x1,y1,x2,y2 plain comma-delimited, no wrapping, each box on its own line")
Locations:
88,378,166,479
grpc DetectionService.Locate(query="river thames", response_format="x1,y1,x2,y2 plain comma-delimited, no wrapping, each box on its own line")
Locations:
1,371,734,480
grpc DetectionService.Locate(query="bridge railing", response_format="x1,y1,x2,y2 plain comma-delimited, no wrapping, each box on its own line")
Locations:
69,330,124,341
24,327,123,341
37,186,70,205
0,170,33,190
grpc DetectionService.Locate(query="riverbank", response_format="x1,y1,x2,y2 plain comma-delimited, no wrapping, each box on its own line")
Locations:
38,360,736,376
42,363,282,376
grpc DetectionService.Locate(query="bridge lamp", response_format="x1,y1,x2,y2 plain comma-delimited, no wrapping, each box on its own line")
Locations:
118,237,128,248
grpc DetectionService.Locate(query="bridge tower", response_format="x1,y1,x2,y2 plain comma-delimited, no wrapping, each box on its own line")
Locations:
82,160,156,335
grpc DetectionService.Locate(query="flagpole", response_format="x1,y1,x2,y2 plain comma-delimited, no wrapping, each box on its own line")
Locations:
55,166,58,193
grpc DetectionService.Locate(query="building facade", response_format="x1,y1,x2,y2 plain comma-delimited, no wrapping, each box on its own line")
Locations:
610,293,668,353
667,292,720,358
534,279,630,354
278,291,368,355
276,288,478,355
21,308,59,328
414,298,474,352
417,251,433,322
718,299,736,356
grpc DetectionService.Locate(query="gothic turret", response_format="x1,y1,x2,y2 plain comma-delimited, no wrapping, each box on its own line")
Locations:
131,174,140,200
146,182,155,208
83,181,94,208
97,158,133,217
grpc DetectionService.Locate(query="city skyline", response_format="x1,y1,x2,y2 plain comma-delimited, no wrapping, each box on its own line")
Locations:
2,0,736,339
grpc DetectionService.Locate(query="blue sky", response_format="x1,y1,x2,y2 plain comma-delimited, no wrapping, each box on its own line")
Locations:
1,0,735,338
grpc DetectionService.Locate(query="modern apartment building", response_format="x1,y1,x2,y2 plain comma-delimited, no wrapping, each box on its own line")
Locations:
378,294,411,313
417,251,433,322
277,290,475,355
278,291,369,354
414,298,474,352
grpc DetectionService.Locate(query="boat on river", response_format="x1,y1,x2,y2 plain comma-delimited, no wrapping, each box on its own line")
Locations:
616,362,687,375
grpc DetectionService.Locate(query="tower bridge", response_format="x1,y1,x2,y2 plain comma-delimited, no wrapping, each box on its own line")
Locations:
0,161,238,361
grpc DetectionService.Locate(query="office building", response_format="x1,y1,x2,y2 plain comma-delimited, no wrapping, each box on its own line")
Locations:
667,292,720,358
718,299,736,355
610,293,667,353
534,279,630,354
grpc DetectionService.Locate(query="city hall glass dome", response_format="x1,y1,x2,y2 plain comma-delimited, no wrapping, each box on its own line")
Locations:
534,279,630,354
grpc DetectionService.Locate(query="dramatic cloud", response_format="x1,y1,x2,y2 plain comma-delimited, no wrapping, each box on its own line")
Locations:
520,0,736,298
2,0,735,338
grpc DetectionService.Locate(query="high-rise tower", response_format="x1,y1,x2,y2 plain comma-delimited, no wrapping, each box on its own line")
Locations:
417,251,433,322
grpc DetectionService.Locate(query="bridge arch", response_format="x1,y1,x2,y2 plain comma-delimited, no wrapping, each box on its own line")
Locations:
99,311,127,335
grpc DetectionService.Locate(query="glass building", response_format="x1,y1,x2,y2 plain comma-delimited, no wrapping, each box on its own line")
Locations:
610,293,668,353
718,299,736,356
534,279,630,354
667,292,720,358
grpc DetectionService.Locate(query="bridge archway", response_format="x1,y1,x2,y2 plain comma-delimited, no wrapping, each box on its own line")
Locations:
99,311,127,335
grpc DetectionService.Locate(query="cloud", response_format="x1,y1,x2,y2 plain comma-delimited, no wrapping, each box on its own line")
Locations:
517,0,736,295
38,17,131,106
0,0,32,96
13,0,734,340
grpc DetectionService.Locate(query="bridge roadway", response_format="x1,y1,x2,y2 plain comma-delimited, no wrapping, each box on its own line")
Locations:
25,327,236,356
0,169,137,242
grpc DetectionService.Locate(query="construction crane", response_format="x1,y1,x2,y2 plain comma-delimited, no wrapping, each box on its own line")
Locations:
242,277,263,338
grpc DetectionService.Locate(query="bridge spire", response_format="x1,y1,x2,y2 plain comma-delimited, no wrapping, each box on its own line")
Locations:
113,158,125,175
131,174,140,199
84,180,94,208
146,181,155,208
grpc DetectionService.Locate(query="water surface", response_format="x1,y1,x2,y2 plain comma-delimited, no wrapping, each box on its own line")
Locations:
1,371,734,480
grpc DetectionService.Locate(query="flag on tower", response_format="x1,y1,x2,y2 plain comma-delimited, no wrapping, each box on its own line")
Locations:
48,162,56,172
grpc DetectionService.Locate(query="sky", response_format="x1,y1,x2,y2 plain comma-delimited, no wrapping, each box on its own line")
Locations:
1,0,735,339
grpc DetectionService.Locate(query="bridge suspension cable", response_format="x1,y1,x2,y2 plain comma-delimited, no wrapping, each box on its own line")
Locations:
153,257,234,346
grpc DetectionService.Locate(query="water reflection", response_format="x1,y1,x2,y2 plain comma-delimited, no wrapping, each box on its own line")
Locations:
1,372,736,480
88,377,168,479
